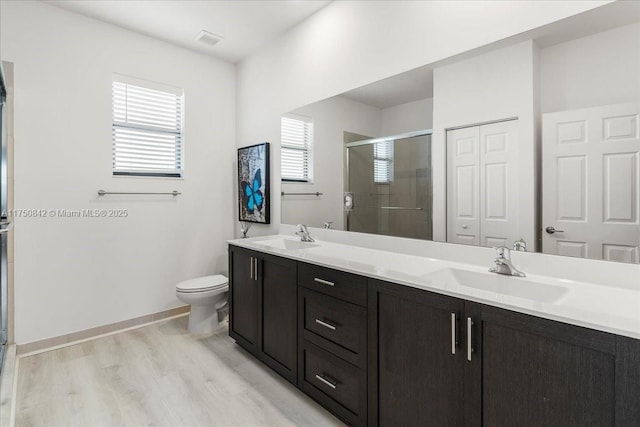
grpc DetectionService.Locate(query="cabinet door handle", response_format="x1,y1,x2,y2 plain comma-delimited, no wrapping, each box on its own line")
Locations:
314,278,335,287
467,317,474,361
315,374,337,390
451,312,457,355
315,319,337,331
254,258,258,281
249,257,253,280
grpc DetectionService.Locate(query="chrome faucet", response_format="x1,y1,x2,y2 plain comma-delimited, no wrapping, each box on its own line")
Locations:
489,246,525,277
296,224,315,242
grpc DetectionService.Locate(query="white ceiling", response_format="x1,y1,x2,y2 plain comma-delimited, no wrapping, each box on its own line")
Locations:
342,67,434,109
46,0,331,63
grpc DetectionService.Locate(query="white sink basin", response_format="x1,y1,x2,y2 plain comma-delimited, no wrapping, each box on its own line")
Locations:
253,237,319,251
428,268,570,303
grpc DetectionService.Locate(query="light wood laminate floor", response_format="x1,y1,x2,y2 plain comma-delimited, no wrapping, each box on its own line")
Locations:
14,316,344,427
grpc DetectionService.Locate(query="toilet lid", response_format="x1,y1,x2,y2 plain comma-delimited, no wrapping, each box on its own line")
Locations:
176,274,228,292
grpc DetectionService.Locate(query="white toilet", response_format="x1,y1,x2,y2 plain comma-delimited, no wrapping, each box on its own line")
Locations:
176,274,228,334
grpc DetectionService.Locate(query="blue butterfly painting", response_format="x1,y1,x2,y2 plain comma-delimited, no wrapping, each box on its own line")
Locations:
238,142,270,224
241,169,264,213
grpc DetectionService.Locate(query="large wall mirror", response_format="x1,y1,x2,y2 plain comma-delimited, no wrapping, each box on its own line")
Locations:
281,2,640,264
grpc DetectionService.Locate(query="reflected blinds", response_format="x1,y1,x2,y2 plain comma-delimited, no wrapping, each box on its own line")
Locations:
281,115,312,182
374,140,393,183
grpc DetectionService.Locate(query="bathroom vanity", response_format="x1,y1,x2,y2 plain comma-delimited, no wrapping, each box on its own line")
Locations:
228,236,640,427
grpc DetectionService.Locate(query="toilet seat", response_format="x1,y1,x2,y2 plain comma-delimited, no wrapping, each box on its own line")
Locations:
176,274,228,293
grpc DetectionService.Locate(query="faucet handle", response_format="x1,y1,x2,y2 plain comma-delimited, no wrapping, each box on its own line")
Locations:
494,246,511,259
297,224,308,233
513,238,527,252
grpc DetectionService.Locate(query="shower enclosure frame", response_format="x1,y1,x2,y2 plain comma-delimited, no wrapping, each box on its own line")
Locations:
0,63,7,373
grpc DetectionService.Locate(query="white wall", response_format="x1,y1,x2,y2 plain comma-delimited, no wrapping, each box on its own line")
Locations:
540,22,640,113
432,41,537,245
0,1,236,344
380,98,433,136
282,96,380,229
237,0,610,237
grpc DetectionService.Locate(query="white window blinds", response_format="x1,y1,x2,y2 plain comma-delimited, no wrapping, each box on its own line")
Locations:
112,76,183,177
281,115,313,182
374,140,394,183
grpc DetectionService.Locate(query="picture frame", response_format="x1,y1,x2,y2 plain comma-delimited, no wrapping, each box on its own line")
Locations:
237,142,270,224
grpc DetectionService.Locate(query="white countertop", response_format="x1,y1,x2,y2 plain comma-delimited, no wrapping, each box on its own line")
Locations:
228,235,640,340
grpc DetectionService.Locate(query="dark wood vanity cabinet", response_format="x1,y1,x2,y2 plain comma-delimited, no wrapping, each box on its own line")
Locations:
228,245,639,427
476,304,619,427
228,246,297,384
229,246,257,353
298,263,368,426
369,278,640,427
368,280,467,426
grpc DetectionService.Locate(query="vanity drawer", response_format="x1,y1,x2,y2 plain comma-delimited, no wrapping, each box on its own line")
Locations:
303,288,366,356
298,263,367,306
301,341,365,423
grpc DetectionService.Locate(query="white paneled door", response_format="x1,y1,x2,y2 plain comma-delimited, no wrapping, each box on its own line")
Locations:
447,120,520,247
542,102,640,263
447,126,480,245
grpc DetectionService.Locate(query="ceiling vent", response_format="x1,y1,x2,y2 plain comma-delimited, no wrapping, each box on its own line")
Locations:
195,30,223,47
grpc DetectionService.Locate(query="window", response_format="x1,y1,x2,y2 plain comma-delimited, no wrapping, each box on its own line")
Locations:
374,140,394,184
281,114,313,182
112,75,183,177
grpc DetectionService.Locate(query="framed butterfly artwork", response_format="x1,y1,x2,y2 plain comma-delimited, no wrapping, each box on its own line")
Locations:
237,142,270,224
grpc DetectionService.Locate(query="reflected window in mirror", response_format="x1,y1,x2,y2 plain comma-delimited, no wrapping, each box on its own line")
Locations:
281,114,313,182
374,140,394,184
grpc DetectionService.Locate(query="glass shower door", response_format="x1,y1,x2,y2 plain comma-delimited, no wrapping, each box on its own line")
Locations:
345,132,432,239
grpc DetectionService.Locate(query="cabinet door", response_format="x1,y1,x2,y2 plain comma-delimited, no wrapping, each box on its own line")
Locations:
258,253,297,384
228,246,258,354
369,280,466,426
475,304,617,427
616,336,640,426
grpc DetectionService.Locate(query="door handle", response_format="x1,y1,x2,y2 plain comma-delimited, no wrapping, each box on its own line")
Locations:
249,257,253,280
254,258,258,281
545,226,565,234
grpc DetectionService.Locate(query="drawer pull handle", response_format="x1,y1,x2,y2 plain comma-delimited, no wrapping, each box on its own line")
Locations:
315,319,337,331
314,278,335,287
315,374,337,389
